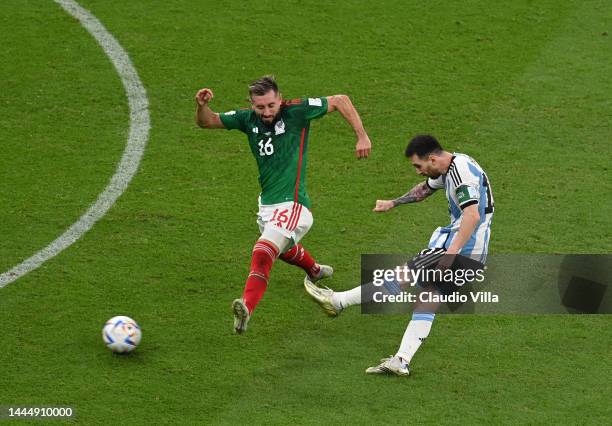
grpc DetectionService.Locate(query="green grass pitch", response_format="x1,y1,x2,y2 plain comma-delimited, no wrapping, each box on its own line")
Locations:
1,0,611,424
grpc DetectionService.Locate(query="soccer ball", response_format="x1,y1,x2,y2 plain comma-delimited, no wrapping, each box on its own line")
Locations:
102,316,142,353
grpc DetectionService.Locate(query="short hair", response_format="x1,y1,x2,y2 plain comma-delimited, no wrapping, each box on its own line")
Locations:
405,135,443,159
248,75,279,98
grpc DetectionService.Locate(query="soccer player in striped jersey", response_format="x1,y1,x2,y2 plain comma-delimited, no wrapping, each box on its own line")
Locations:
195,76,372,334
304,134,494,375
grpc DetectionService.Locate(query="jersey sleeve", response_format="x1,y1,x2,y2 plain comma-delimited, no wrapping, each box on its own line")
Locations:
289,97,328,121
451,158,481,209
219,109,250,133
455,184,480,209
426,176,444,190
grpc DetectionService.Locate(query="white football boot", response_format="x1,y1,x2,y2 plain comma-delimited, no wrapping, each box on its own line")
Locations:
365,355,410,376
303,276,343,317
232,298,250,334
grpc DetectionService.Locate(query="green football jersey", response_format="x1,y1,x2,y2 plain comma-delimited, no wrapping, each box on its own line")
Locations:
219,97,328,209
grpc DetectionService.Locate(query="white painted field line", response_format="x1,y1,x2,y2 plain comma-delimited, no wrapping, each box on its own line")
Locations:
0,0,150,288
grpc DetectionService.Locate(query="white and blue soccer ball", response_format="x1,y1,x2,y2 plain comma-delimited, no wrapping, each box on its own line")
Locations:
102,316,142,353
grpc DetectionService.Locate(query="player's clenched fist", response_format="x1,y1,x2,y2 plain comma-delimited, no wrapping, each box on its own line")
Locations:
356,135,372,159
373,200,394,212
195,88,214,106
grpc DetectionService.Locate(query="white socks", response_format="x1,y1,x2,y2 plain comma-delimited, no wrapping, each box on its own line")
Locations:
331,278,402,309
331,286,362,309
331,287,436,368
396,312,435,366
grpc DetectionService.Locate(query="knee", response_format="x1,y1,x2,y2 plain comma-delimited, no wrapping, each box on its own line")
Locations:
251,240,278,271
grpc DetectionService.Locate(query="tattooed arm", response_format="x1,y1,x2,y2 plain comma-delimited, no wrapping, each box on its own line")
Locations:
373,181,435,212
392,181,435,205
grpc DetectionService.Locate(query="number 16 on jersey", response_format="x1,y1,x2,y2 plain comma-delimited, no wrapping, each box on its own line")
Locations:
258,137,274,156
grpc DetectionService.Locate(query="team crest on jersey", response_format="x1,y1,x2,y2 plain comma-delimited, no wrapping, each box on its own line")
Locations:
308,97,322,106
274,120,285,135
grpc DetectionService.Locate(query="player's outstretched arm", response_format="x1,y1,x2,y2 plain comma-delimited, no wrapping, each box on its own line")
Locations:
195,88,224,129
326,94,371,159
373,181,435,212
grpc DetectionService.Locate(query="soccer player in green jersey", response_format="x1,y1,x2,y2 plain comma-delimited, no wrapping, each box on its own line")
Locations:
195,76,372,334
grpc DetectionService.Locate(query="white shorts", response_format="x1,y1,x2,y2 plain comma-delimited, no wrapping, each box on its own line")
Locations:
257,199,313,253
428,224,490,264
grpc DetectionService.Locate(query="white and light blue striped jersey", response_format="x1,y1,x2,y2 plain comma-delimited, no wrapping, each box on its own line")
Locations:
426,153,494,262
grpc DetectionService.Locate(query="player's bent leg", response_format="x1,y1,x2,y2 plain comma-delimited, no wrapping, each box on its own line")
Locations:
307,255,430,318
283,206,334,281
330,274,405,310
304,272,407,316
279,243,332,282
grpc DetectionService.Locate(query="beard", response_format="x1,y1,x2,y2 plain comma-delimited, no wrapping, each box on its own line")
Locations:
259,111,280,125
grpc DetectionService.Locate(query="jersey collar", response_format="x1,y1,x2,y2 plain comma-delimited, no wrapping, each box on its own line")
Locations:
443,153,457,176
